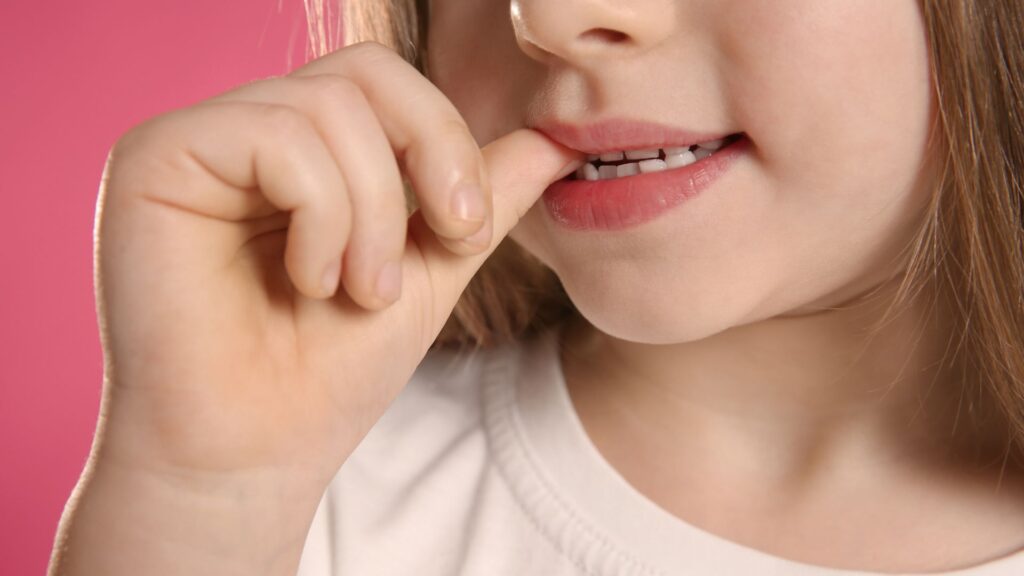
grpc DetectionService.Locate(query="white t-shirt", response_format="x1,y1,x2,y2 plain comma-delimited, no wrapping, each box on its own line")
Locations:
295,325,1024,575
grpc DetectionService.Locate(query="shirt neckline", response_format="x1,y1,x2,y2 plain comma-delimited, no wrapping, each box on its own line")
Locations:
480,324,1024,575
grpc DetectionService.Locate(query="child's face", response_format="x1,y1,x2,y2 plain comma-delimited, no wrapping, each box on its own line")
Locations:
426,0,938,342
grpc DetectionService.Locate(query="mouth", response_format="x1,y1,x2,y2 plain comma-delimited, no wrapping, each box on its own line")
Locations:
566,133,746,181
527,117,747,182
531,118,750,230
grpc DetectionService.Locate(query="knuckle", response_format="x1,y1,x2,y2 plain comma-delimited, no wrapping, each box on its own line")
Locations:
105,116,180,190
257,103,313,140
115,112,170,154
436,115,474,141
348,39,395,58
409,261,441,345
295,74,361,103
345,40,407,74
435,118,482,171
109,124,146,164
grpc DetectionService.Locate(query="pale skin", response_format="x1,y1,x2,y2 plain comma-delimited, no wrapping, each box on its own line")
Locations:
48,41,584,576
429,0,1024,571
48,1,1023,576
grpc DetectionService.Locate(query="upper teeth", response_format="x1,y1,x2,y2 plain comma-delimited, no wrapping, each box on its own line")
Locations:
577,138,727,181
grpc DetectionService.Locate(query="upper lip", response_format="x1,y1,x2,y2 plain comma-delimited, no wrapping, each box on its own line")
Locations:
528,118,738,155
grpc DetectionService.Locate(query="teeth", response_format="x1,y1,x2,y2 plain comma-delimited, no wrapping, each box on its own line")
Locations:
663,146,691,156
574,137,735,181
665,150,697,169
639,159,668,173
624,148,660,160
598,165,618,179
616,163,640,178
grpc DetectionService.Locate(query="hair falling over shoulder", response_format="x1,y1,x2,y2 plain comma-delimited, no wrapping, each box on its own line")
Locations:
303,0,1024,463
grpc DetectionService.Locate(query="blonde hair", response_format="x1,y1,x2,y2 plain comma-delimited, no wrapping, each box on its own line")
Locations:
304,0,1024,462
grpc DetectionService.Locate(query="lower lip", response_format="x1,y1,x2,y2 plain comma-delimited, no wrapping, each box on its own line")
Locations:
542,135,750,231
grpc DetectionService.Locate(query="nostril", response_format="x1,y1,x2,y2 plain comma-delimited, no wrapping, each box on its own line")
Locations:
579,28,630,44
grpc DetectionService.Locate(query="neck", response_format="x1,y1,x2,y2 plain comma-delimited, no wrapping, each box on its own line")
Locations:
559,277,1010,491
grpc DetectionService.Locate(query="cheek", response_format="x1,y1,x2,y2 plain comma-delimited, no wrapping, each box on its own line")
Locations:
720,0,936,261
722,0,934,184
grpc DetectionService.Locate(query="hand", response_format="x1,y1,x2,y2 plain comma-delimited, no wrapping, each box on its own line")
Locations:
92,40,583,495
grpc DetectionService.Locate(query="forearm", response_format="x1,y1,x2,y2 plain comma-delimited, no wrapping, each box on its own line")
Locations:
48,457,324,576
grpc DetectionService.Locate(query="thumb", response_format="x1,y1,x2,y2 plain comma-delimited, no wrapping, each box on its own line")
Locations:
403,127,584,332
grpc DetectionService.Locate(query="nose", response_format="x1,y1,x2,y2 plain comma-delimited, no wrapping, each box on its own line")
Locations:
510,0,676,64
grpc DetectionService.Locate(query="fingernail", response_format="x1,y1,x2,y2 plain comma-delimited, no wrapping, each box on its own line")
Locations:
321,257,341,297
450,181,486,222
461,217,492,249
375,260,402,303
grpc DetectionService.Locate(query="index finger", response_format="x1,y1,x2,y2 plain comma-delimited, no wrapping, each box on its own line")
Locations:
290,41,491,242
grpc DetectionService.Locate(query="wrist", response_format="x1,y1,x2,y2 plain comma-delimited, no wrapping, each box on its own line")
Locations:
49,456,326,576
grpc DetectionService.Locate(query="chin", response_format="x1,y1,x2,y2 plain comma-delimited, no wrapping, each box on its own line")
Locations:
556,272,751,345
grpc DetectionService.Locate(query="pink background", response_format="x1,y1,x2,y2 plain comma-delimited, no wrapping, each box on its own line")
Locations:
0,1,329,573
